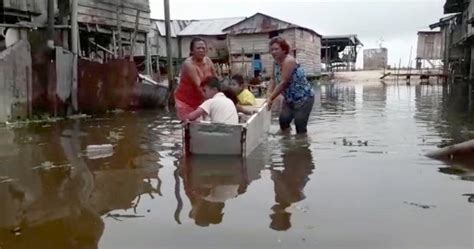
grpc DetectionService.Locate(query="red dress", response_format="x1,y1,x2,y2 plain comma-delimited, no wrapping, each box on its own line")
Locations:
174,58,214,120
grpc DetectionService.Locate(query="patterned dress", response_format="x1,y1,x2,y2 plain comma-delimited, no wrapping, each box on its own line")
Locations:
274,63,314,108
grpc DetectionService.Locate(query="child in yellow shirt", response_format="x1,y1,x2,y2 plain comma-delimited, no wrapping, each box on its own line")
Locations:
230,74,256,106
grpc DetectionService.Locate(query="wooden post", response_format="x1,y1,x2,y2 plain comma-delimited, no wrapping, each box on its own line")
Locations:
227,35,232,76
178,36,183,60
164,0,174,92
116,3,123,58
112,30,117,58
130,10,140,61
397,58,402,85
47,0,55,48
71,0,79,112
145,34,152,75
241,47,245,75
156,34,162,81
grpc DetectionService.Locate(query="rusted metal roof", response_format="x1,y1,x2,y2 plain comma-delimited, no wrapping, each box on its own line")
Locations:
223,12,322,37
154,19,193,37
429,13,461,29
178,17,245,36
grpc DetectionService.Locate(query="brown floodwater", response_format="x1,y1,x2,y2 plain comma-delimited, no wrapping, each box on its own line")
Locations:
0,82,473,249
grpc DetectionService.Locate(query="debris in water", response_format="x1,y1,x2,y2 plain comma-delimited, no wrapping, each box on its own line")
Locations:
105,213,145,221
462,194,474,203
68,113,91,119
107,131,124,141
86,144,114,159
404,201,436,209
0,176,16,184
11,227,21,236
32,161,72,170
108,109,125,114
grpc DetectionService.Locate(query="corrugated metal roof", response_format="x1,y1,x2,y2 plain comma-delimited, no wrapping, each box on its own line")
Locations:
154,20,193,37
223,13,322,37
178,17,245,36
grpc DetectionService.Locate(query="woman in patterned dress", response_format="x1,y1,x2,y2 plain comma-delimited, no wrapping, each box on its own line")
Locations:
266,37,315,134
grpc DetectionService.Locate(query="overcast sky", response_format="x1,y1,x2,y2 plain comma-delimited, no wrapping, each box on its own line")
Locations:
150,0,446,68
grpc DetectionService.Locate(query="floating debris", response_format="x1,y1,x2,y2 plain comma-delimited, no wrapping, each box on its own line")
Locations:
343,138,368,147
0,176,16,184
107,131,124,141
86,144,114,160
32,161,72,170
404,201,436,209
11,227,21,236
105,213,145,221
68,114,92,120
462,194,474,203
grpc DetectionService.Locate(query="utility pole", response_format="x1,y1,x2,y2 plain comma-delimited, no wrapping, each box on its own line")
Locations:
71,0,79,111
47,0,55,49
164,0,174,100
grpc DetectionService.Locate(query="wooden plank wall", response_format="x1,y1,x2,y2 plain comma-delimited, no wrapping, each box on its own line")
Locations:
78,0,151,32
295,28,321,76
229,29,316,77
416,33,443,60
2,0,40,13
0,40,32,122
180,36,227,59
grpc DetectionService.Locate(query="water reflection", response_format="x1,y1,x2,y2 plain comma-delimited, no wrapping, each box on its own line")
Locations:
0,115,163,249
269,137,314,231
179,155,265,227
319,84,356,114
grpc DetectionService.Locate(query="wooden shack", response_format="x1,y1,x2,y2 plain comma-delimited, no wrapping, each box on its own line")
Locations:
417,31,443,60
223,13,322,78
177,17,244,63
151,19,192,59
77,0,152,59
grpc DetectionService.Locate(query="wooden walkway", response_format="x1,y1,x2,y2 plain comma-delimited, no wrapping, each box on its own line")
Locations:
380,72,448,84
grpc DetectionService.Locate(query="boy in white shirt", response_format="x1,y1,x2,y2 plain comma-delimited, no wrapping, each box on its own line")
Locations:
186,76,239,125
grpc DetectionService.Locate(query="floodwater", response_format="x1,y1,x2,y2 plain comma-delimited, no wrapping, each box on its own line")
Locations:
0,82,473,249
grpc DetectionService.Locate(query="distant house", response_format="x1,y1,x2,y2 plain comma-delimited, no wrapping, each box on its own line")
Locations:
223,12,322,77
177,17,245,63
416,31,444,69
151,19,192,59
321,34,363,72
429,0,473,79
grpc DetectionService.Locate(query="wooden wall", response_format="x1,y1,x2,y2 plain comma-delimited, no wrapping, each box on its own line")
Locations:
295,28,321,76
228,29,321,77
180,36,228,60
78,0,151,32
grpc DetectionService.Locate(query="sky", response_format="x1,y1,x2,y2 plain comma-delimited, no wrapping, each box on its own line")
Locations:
149,0,447,68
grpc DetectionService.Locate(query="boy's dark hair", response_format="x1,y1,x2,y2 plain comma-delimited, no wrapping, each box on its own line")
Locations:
202,76,221,91
231,74,245,86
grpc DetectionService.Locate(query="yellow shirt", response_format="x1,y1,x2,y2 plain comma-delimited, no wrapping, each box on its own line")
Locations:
237,89,256,106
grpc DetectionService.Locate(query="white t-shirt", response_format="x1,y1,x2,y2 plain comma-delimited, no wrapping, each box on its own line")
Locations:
199,92,239,124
